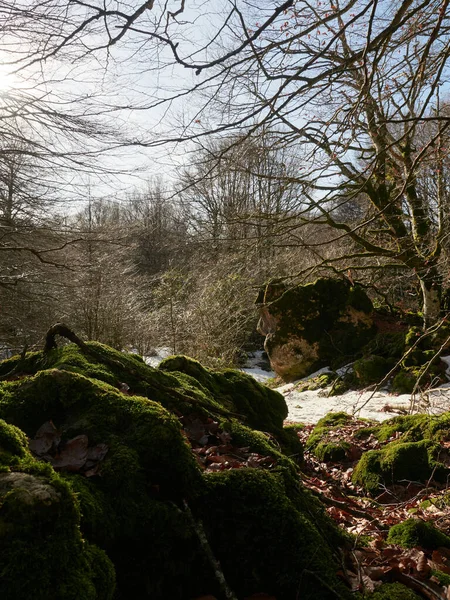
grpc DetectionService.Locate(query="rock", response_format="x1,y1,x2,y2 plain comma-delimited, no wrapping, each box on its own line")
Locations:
0,342,352,600
0,419,115,600
257,278,375,381
387,518,450,549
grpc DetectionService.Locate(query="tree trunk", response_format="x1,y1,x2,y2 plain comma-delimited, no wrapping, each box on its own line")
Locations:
419,268,442,328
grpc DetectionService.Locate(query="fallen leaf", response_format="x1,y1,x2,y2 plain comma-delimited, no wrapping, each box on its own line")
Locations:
52,435,89,471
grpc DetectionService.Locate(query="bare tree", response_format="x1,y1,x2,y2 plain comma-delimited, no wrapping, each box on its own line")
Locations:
4,0,450,327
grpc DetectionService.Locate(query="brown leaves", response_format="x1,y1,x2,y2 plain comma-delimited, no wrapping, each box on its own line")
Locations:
29,421,108,476
182,415,276,473
297,417,450,598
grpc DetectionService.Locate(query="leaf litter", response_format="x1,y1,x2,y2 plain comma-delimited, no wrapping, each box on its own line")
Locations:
28,420,108,476
294,417,450,598
29,411,450,598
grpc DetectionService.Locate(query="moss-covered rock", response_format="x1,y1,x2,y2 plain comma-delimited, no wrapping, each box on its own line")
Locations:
387,518,450,549
306,412,354,462
257,278,375,381
194,468,352,599
361,331,406,360
160,354,287,432
0,418,28,468
0,421,115,600
366,582,421,599
0,341,353,599
354,355,394,385
295,371,336,392
352,439,445,494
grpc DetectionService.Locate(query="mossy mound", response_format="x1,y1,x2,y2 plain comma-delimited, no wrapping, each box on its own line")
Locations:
352,439,445,494
257,278,375,381
387,518,450,549
0,341,351,599
354,355,394,385
159,354,288,432
194,468,351,599
0,343,287,436
366,582,421,599
294,371,336,392
306,412,354,462
0,421,115,600
361,331,406,360
361,412,450,444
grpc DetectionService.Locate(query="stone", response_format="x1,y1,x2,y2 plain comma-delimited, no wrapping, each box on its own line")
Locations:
257,278,375,381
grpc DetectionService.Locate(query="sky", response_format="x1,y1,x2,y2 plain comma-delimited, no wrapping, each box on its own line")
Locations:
1,0,450,211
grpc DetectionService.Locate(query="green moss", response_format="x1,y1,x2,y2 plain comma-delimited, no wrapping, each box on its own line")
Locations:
354,355,393,385
160,354,288,433
0,458,115,600
0,342,356,599
305,413,354,462
85,543,116,600
328,376,353,396
0,369,202,499
314,440,351,462
387,518,450,549
362,332,406,359
392,369,417,393
1,344,288,435
261,278,375,379
194,469,352,599
0,419,29,467
352,440,445,494
430,569,450,586
363,414,430,443
316,412,353,428
220,419,301,471
367,582,421,600
295,372,336,392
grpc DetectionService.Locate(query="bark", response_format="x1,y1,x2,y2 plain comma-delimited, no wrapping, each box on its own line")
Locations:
419,269,442,329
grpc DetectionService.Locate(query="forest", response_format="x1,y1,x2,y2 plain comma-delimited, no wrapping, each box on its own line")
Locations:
2,0,450,599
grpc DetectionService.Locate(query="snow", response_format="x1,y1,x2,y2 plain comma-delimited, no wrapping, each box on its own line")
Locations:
144,347,173,367
144,348,450,425
240,350,274,383
277,362,450,425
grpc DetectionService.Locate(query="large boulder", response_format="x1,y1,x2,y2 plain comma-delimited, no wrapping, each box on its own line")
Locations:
0,340,351,599
257,277,375,381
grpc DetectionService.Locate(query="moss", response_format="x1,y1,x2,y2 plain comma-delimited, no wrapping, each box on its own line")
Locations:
354,355,393,385
314,440,351,462
261,278,375,379
0,459,115,600
367,414,430,443
0,342,356,599
328,376,353,396
295,372,336,392
352,440,445,494
0,369,202,499
392,369,418,393
220,419,301,471
0,367,211,598
85,543,116,600
0,419,29,467
316,412,353,428
305,413,354,462
280,424,305,462
1,344,288,436
362,332,406,359
392,360,446,394
387,518,450,549
160,354,288,433
431,569,450,586
194,468,352,599
367,582,421,599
